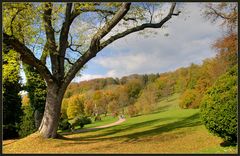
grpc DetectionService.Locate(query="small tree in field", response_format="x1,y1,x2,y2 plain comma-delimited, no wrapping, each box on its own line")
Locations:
67,95,85,119
3,2,180,138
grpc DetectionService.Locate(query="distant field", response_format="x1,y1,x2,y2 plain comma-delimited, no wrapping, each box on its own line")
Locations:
3,94,237,154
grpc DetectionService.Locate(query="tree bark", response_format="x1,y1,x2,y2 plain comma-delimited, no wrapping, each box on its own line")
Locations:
34,110,44,129
38,83,64,138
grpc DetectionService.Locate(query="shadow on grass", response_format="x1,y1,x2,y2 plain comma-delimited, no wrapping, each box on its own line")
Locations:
59,116,173,139
61,110,172,136
3,140,18,146
148,104,173,115
120,113,201,142
59,113,201,145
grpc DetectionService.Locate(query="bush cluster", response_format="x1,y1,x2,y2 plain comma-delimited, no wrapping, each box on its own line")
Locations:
18,105,36,138
59,116,92,131
58,118,71,131
127,105,138,117
179,89,198,109
200,65,237,144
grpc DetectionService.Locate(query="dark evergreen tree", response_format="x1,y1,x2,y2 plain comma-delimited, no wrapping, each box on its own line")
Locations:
23,64,47,129
3,45,23,139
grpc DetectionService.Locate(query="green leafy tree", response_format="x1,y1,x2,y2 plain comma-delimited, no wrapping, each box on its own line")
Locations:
200,65,237,144
174,67,188,93
108,100,120,117
67,95,85,119
3,45,23,139
23,64,47,129
92,90,109,116
179,89,198,109
135,82,158,114
186,63,201,90
84,97,95,117
61,98,69,119
116,86,129,113
125,78,145,104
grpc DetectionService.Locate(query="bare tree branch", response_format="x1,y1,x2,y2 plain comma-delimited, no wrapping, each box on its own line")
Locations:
68,46,83,54
67,34,83,55
89,3,131,52
3,33,54,82
71,3,137,22
208,5,232,20
62,2,131,89
58,3,73,79
100,2,180,51
64,57,74,65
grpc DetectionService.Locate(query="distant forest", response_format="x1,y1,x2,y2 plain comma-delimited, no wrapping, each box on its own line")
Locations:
30,31,235,119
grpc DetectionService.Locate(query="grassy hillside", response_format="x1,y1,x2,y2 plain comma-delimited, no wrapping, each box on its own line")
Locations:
3,94,237,154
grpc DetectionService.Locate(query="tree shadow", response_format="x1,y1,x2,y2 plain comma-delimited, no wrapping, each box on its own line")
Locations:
148,104,172,115
120,113,201,142
59,112,201,145
58,116,173,141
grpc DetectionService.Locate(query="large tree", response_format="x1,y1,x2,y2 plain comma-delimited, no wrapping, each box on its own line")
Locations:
3,2,180,138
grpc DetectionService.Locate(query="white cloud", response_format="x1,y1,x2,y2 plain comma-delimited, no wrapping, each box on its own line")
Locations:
73,74,106,82
88,3,222,79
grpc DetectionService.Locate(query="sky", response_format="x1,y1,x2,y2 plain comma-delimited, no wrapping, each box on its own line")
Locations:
72,3,222,82
20,3,223,84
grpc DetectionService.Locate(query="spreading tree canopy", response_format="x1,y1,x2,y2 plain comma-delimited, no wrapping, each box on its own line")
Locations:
3,2,180,138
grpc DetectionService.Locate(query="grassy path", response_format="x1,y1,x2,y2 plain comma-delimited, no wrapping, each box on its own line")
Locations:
61,118,126,135
3,94,237,154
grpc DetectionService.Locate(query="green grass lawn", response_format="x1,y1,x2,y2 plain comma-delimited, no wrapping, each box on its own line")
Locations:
3,93,238,154
81,115,119,129
58,115,119,133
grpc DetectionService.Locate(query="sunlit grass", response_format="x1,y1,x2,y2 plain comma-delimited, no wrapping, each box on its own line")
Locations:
3,93,237,154
83,115,119,129
57,114,119,133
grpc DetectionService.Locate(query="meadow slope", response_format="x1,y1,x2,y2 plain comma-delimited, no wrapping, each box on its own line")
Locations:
3,94,237,154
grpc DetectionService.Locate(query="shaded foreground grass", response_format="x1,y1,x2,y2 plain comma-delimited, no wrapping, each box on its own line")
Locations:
3,94,237,154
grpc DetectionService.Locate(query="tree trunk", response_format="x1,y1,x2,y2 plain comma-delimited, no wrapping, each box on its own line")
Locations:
34,110,44,129
38,83,64,138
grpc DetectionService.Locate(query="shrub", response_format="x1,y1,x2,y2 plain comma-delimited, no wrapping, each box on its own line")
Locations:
127,105,138,117
58,117,71,131
18,105,36,138
94,115,102,121
179,89,198,109
69,116,92,129
200,65,237,144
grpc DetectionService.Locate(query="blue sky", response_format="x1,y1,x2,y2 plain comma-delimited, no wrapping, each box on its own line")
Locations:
72,3,222,82
20,3,223,83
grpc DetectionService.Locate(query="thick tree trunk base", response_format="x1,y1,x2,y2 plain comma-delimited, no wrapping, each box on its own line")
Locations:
38,84,64,138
